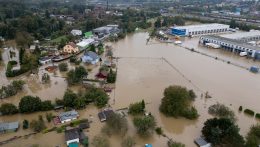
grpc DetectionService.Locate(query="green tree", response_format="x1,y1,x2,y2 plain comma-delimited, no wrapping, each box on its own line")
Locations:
133,116,156,136
229,19,238,29
41,100,54,111
58,62,68,72
45,113,53,123
168,140,185,147
89,44,96,53
0,103,18,115
105,113,128,135
159,86,198,119
63,90,77,107
107,69,116,83
245,124,260,147
154,17,161,28
129,100,145,115
92,135,110,147
121,136,135,147
67,66,87,85
73,97,86,109
208,103,236,122
19,96,42,113
23,119,29,129
202,118,244,146
30,117,46,132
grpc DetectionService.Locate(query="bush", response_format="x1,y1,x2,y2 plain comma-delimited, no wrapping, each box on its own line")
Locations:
0,103,18,115
9,60,18,65
66,66,87,85
23,120,29,129
208,103,236,122
121,136,135,147
168,140,185,147
128,100,145,115
58,62,68,72
245,124,260,147
107,69,117,83
155,127,163,135
133,116,156,136
244,109,255,116
92,135,110,147
83,87,109,108
45,113,53,123
41,100,54,111
239,106,243,111
0,80,25,99
30,117,46,132
256,113,260,119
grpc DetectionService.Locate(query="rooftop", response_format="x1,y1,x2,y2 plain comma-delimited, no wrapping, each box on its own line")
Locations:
194,138,209,146
0,122,19,132
83,51,99,60
220,30,260,40
59,110,79,122
65,128,80,141
172,23,229,30
201,35,260,51
76,39,95,47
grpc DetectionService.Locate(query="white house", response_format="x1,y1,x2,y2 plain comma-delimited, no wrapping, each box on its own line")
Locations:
71,29,82,36
76,38,95,50
59,110,79,124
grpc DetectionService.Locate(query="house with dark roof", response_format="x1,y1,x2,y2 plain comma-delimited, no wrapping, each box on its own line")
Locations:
59,110,79,124
0,121,19,134
65,128,80,146
65,128,88,147
82,51,99,65
98,109,114,122
194,138,211,147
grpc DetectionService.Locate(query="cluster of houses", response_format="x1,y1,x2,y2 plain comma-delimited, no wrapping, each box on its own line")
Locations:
39,24,120,66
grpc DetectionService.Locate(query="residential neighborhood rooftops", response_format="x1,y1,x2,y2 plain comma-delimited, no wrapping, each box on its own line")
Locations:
76,38,95,48
65,128,80,142
0,122,19,132
59,110,79,123
98,109,114,122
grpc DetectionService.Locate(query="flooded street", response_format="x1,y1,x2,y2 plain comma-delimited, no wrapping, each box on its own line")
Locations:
1,32,260,147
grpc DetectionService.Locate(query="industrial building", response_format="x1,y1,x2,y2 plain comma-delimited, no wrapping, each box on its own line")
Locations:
220,30,260,42
200,35,260,59
171,23,230,36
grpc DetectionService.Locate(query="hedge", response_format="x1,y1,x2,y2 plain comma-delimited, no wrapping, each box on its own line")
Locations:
256,113,260,119
239,106,243,111
244,109,255,116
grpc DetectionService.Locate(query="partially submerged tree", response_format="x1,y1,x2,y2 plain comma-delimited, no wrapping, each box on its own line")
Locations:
121,136,135,147
103,113,128,136
160,86,198,119
202,118,244,146
128,100,145,115
133,115,156,136
92,135,110,147
58,62,68,72
245,124,260,147
208,103,236,122
0,103,18,115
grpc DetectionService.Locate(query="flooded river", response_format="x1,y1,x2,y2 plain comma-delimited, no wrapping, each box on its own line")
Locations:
1,32,260,147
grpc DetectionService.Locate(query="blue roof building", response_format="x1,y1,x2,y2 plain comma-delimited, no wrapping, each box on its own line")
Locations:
82,51,99,65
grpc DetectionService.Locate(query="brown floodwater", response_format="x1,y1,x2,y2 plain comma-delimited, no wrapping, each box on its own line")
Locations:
1,32,260,147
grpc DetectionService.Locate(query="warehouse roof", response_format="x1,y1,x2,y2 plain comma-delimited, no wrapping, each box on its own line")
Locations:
172,23,229,30
201,35,260,51
220,30,260,40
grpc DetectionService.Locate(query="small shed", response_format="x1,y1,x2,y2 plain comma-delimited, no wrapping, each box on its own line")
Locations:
65,128,80,146
0,122,19,134
98,109,114,122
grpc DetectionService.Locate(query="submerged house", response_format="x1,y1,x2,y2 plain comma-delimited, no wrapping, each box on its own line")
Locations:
0,121,19,134
76,38,95,50
59,110,79,124
98,109,114,122
65,128,88,147
82,51,99,65
194,138,211,147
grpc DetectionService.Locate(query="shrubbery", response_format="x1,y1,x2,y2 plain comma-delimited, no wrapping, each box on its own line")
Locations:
67,66,87,85
245,124,260,147
0,103,18,115
0,80,25,99
128,100,145,115
208,103,236,122
58,62,68,72
244,109,255,116
256,113,260,119
133,115,156,136
159,86,198,119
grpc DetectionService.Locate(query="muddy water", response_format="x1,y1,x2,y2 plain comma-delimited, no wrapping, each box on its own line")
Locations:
1,32,260,147
110,32,260,146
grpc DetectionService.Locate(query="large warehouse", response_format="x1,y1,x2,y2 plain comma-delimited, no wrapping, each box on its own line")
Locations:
200,35,260,59
171,23,230,36
220,30,260,42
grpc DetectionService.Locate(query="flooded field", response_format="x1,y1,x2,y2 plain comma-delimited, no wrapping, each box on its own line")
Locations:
1,32,260,147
